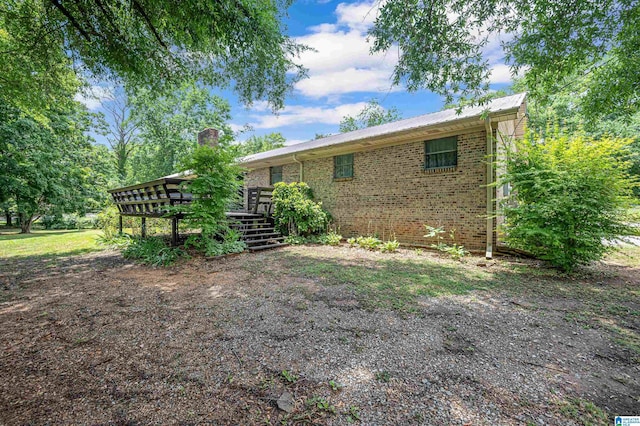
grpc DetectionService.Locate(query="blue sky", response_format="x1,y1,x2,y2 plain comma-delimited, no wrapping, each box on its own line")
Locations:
79,0,513,146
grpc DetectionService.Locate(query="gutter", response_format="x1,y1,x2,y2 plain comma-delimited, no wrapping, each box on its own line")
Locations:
292,154,303,182
485,116,494,259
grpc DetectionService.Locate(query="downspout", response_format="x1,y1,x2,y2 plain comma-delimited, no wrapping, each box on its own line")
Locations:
485,116,494,259
293,154,304,182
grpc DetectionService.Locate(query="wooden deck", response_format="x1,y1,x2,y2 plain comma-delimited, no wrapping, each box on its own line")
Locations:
108,180,283,250
107,177,192,218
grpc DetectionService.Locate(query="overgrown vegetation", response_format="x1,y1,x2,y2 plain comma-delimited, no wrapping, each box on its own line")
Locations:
176,145,246,257
272,182,329,237
501,133,637,271
122,237,187,267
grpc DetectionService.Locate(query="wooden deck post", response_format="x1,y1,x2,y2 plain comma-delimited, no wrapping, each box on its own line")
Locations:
171,217,179,247
118,215,123,234
141,217,146,238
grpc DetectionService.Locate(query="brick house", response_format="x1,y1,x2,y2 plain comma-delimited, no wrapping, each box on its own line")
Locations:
240,93,527,257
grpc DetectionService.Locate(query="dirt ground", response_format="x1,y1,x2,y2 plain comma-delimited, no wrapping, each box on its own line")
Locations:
1,245,638,425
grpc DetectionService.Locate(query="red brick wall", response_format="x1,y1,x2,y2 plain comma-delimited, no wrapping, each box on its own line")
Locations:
245,129,490,251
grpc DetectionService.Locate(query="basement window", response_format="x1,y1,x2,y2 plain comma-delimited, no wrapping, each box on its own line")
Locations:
334,153,354,179
425,136,457,170
270,166,283,185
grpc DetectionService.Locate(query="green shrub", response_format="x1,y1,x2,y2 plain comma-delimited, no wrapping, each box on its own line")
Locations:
97,205,126,240
424,225,468,260
271,182,329,236
501,133,637,271
186,229,247,257
380,240,400,253
347,237,357,247
122,237,187,266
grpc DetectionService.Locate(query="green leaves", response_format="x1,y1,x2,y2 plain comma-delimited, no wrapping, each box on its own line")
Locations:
369,0,639,117
339,100,401,133
1,0,307,110
175,145,245,256
271,182,329,236
0,102,109,233
128,83,234,183
501,133,637,271
234,132,286,158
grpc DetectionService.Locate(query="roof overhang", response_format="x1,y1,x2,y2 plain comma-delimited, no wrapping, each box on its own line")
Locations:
238,94,525,170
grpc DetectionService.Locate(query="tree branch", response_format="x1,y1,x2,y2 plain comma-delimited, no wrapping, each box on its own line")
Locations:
131,0,167,49
49,0,92,42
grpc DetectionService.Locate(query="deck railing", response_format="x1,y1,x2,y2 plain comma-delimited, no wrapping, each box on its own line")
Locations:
247,187,274,215
108,177,192,217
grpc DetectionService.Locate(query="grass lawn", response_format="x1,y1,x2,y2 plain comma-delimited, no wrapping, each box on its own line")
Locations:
0,229,103,260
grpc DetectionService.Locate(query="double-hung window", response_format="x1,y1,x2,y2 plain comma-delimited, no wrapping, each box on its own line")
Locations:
425,136,457,170
270,166,283,185
334,153,354,179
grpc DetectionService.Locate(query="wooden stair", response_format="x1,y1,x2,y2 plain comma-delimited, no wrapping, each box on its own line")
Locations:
227,212,287,251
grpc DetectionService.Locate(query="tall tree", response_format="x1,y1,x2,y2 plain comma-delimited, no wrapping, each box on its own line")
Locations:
234,132,286,157
100,92,139,184
0,0,307,111
339,100,401,133
128,83,234,183
369,0,639,119
0,102,103,233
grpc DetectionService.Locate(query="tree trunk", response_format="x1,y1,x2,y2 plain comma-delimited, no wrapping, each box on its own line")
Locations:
4,210,11,227
19,213,33,234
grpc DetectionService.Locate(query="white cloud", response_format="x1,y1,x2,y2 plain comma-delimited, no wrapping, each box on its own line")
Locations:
293,2,397,99
296,67,399,97
249,102,369,129
335,1,382,32
488,64,513,84
74,85,113,110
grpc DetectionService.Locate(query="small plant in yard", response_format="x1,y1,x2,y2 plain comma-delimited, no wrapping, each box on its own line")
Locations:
281,370,298,383
346,235,399,252
375,370,391,383
355,236,382,250
346,405,361,423
306,397,336,414
424,225,468,260
285,231,342,246
285,235,307,245
380,239,400,253
122,237,187,267
328,380,343,391
318,231,342,246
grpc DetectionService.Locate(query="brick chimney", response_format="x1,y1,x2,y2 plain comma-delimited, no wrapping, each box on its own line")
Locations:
198,128,219,147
